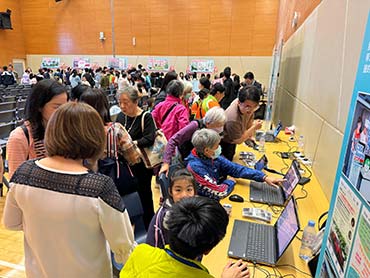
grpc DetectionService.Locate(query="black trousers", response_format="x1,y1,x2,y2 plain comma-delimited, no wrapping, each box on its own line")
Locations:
130,161,154,230
220,141,236,161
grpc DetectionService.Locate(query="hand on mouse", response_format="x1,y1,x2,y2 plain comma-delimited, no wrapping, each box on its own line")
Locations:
264,176,285,189
221,260,250,278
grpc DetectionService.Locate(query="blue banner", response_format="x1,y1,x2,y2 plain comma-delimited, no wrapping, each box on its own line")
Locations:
316,12,370,278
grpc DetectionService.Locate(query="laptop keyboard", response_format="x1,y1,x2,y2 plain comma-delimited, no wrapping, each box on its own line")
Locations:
250,182,284,205
244,222,275,263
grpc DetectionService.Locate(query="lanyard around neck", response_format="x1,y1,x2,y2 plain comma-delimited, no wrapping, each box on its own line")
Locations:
164,248,205,271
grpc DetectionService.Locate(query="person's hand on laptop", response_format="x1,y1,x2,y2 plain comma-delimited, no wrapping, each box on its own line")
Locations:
221,260,250,278
264,176,285,189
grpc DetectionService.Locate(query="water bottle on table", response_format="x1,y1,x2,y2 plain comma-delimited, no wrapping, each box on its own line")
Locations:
298,135,305,153
259,133,265,153
299,220,316,261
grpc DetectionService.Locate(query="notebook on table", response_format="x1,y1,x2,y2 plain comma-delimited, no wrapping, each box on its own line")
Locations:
249,160,301,206
227,197,300,266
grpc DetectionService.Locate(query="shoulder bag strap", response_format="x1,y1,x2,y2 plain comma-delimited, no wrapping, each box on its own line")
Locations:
106,122,117,158
20,124,29,145
141,111,154,133
106,122,121,178
161,103,178,125
154,206,166,247
20,124,30,160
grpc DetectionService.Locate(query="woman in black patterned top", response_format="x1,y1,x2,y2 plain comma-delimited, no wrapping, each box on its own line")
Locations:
3,102,135,278
116,86,156,229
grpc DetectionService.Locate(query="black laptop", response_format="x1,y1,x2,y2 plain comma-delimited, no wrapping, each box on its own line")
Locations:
249,160,301,206
227,197,300,266
256,121,283,142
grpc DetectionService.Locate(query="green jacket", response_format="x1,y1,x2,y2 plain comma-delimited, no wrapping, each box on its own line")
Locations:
120,244,213,278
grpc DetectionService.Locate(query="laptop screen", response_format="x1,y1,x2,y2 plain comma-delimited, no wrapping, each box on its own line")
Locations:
254,155,268,171
281,161,301,199
273,122,283,137
276,198,300,258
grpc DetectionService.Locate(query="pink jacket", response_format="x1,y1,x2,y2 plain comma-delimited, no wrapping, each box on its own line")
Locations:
151,95,190,140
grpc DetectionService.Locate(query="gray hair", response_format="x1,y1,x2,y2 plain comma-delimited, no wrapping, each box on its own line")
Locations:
191,129,221,153
166,80,184,98
203,107,226,126
116,86,140,103
183,81,193,95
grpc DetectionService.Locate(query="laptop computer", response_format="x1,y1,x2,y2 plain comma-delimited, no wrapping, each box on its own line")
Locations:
256,121,283,142
227,197,300,266
249,160,301,206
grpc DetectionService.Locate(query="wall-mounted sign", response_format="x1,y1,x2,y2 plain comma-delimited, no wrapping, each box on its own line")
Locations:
107,57,128,70
41,57,60,68
147,57,169,71
190,59,215,73
72,57,91,69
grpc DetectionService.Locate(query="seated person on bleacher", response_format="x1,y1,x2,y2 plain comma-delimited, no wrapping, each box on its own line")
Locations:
186,129,283,200
121,196,250,278
146,168,196,249
0,66,16,86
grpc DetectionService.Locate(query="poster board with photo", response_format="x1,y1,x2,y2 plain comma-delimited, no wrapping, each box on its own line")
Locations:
107,57,128,70
190,59,215,73
147,57,169,71
41,57,60,69
316,12,370,278
72,57,91,69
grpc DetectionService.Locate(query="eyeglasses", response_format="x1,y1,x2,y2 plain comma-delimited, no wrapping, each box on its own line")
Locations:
239,102,259,112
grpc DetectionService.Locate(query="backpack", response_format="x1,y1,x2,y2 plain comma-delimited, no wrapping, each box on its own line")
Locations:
98,123,138,196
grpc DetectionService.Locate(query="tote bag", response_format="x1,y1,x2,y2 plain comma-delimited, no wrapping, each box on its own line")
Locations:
139,111,168,169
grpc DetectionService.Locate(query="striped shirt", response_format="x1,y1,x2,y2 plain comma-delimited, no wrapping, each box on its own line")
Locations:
6,121,47,178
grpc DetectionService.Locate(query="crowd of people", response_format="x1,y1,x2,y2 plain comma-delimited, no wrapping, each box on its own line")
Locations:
1,63,280,278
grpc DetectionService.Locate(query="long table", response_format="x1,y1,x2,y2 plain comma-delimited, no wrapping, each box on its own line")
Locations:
202,134,329,277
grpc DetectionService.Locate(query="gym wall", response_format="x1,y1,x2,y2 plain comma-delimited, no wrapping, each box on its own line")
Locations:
20,0,278,56
0,0,26,64
274,0,370,199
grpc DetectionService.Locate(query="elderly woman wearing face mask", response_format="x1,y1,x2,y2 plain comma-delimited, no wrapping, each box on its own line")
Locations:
186,129,284,200
159,107,226,176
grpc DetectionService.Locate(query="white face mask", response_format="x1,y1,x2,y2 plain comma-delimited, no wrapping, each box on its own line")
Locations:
212,145,222,159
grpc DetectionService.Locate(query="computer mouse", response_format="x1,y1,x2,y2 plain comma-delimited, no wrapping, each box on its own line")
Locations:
229,194,244,203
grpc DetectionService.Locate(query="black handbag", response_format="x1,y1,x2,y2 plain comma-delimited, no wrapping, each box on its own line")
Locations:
98,156,138,196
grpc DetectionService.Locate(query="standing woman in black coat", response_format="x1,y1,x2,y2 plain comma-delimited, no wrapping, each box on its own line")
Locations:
116,86,156,229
